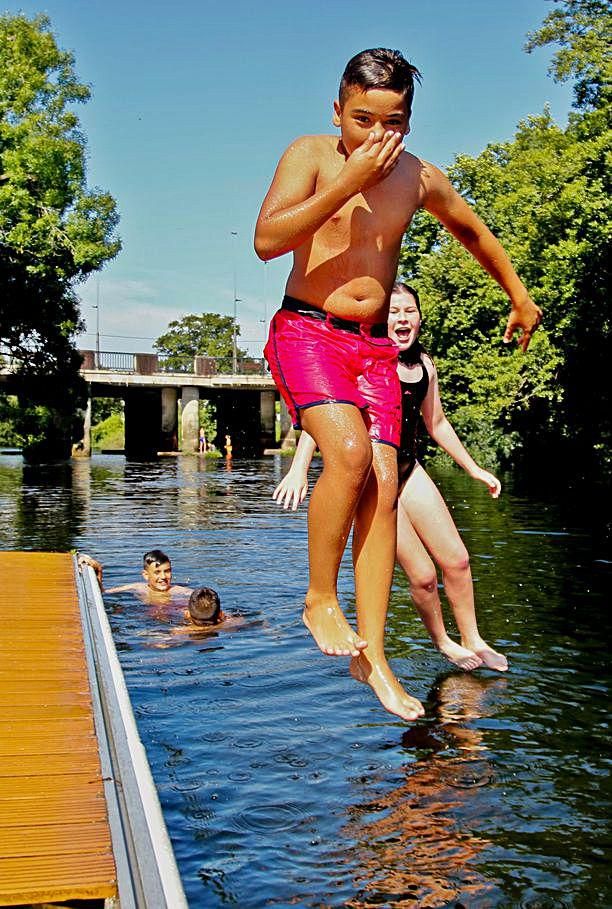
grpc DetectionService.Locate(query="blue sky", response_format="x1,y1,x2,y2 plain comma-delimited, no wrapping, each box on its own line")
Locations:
9,0,572,355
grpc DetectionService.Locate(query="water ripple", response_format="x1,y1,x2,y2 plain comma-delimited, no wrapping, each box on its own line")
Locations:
232,803,306,833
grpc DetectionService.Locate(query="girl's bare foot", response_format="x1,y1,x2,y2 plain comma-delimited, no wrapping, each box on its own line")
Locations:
302,600,367,657
350,653,424,721
436,637,483,672
474,646,508,672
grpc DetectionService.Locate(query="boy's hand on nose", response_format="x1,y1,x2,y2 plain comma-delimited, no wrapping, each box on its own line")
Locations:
342,130,405,192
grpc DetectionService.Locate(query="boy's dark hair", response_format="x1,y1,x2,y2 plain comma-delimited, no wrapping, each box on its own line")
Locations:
143,549,170,568
339,48,422,117
392,281,426,366
188,587,221,626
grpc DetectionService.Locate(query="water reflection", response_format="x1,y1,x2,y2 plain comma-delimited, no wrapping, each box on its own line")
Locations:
7,460,88,550
343,673,504,907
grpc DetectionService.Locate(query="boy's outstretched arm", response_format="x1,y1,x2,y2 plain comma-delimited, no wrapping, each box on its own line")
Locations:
255,132,404,260
421,163,542,351
272,431,317,510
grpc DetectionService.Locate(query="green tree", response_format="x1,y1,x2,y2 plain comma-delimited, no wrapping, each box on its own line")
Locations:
0,394,20,446
92,397,123,424
154,312,246,372
525,0,611,110
198,399,217,447
399,0,610,476
0,14,120,460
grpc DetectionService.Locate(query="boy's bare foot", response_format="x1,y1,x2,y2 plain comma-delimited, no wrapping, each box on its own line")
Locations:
436,638,483,672
302,600,367,657
350,653,425,722
474,646,508,672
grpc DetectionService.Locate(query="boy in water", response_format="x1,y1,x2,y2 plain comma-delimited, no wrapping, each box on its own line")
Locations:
170,586,243,636
188,586,223,624
254,48,541,721
78,549,193,606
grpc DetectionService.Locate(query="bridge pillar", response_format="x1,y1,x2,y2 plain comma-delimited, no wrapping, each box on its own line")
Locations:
72,392,92,458
260,391,276,451
124,388,162,459
161,387,178,452
181,386,199,452
279,398,296,449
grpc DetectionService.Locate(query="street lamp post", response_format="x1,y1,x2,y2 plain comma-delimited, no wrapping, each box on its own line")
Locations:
93,275,101,368
231,231,239,374
262,260,268,342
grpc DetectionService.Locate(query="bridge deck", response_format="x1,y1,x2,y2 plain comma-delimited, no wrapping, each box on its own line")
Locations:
0,551,117,905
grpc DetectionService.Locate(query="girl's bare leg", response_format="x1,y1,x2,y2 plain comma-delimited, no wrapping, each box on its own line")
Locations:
349,443,425,721
300,404,372,656
402,465,508,672
397,489,482,671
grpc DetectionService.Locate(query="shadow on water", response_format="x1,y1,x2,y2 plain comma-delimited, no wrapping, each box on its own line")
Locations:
0,452,610,907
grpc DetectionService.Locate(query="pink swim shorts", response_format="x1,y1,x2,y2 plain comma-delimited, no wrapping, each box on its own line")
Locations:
264,296,401,447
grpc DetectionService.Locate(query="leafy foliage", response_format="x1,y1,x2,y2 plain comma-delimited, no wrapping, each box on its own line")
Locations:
91,396,122,424
0,14,120,273
154,312,246,372
400,1,610,477
92,412,124,450
0,394,20,445
525,0,611,110
198,399,217,445
0,14,120,460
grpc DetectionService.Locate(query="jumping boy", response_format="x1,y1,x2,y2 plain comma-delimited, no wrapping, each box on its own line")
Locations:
254,48,541,721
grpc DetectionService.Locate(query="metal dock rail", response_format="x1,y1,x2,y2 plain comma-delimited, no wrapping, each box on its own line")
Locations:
0,551,187,907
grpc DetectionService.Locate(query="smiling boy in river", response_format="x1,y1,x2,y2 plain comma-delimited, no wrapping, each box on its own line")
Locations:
78,549,193,606
255,48,540,722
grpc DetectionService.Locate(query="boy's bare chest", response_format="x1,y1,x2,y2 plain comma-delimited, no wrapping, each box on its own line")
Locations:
316,161,418,241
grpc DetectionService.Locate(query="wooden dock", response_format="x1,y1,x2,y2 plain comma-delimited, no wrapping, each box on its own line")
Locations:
0,551,116,905
0,551,187,907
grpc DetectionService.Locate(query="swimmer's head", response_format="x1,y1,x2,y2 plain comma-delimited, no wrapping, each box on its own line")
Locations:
338,48,421,119
388,282,423,364
143,549,170,568
142,549,172,592
188,587,222,626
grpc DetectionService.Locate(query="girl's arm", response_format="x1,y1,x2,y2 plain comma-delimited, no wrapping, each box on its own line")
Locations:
420,358,501,498
272,431,317,510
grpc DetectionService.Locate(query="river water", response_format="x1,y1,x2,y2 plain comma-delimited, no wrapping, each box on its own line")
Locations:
0,453,610,908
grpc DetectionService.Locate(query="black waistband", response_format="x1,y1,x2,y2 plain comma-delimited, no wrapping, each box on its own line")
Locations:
281,295,387,338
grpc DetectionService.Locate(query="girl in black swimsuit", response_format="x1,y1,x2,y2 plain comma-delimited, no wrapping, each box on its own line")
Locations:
276,283,508,673
389,283,507,671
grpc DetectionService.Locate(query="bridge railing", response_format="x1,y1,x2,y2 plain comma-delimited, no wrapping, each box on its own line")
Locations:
79,350,268,377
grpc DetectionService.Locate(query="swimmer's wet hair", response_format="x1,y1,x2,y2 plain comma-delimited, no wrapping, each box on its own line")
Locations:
339,48,422,117
143,549,171,567
188,587,221,626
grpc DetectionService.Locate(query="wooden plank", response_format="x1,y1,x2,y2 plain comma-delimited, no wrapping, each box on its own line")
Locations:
0,854,116,904
0,551,117,903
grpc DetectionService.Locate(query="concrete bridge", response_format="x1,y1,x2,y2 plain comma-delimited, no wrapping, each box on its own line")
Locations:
74,350,293,459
